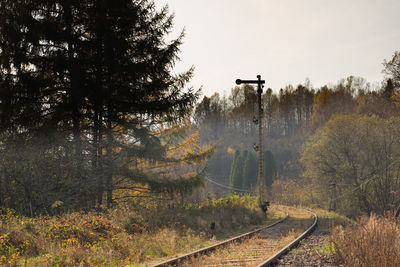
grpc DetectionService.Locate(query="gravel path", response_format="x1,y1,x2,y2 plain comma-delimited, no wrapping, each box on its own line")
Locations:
274,227,342,267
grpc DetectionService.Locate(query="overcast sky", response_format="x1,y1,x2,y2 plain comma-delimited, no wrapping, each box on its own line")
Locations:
154,0,400,97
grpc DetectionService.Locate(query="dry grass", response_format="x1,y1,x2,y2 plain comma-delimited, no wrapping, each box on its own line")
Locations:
330,215,400,267
1,203,352,266
310,207,354,233
0,195,277,266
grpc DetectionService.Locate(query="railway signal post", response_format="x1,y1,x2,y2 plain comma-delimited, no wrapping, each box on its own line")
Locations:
235,75,267,204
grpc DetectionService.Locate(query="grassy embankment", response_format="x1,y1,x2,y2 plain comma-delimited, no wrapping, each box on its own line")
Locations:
0,195,284,266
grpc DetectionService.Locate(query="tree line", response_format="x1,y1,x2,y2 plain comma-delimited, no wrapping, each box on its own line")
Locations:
195,51,400,215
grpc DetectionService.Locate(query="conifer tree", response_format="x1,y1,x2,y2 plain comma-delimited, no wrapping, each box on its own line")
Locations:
242,150,257,190
0,0,201,213
229,150,244,192
263,151,277,188
82,0,201,206
0,0,93,210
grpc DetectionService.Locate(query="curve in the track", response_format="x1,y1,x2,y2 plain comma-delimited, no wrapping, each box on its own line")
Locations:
151,212,289,267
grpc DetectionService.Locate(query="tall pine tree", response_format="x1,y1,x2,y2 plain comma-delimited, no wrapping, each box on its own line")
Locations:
263,151,277,188
229,150,243,192
242,150,257,190
0,0,201,214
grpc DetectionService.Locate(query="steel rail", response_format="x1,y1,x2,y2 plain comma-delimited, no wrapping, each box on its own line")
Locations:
151,213,288,267
256,209,318,267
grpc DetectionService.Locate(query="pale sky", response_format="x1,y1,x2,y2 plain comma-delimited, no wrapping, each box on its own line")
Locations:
154,0,400,97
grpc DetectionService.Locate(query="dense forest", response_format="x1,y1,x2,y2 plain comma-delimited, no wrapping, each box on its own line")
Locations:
0,0,214,216
194,52,400,217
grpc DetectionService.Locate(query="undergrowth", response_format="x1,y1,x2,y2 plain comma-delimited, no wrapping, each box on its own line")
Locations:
310,208,354,233
0,194,267,266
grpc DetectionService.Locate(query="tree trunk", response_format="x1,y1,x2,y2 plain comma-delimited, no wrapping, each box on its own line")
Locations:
106,107,113,208
64,1,85,207
94,0,106,207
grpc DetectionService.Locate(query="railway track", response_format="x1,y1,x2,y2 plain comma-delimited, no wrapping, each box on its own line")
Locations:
150,206,318,267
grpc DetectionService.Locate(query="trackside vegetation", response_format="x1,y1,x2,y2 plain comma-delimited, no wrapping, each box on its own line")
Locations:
0,195,273,266
331,215,400,266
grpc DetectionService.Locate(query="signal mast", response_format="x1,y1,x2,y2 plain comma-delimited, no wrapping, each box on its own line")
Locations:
235,75,267,205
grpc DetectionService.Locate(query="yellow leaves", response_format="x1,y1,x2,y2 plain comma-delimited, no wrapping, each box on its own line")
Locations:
113,184,150,202
135,158,149,169
0,208,15,222
227,147,235,155
183,144,215,164
181,172,197,179
166,130,200,159
182,131,200,156
61,238,79,248
391,92,400,108
51,201,64,209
